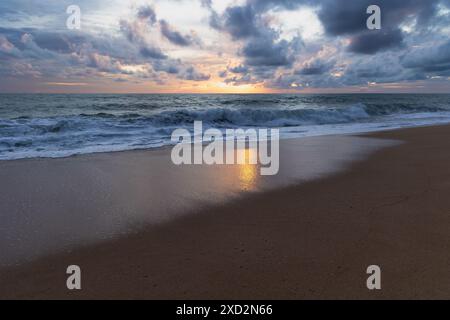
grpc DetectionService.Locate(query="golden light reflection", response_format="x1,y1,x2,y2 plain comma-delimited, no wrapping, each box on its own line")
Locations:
237,148,259,191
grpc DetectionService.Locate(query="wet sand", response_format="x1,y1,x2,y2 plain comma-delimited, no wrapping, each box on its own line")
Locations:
0,135,392,266
1,125,450,299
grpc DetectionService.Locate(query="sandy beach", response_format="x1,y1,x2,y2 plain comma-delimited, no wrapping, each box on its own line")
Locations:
1,124,450,299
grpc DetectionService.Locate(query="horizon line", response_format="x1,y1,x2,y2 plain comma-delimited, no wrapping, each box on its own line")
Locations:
1,92,450,95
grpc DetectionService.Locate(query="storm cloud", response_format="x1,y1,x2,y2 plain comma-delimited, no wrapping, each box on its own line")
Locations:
348,28,404,54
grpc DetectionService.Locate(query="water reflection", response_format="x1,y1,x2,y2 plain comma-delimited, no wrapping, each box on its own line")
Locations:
237,148,259,191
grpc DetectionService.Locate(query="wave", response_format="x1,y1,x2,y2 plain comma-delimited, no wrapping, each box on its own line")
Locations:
1,99,450,160
3,103,449,133
65,103,447,127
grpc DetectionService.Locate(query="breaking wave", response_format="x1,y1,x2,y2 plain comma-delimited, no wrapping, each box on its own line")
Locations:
1,93,450,160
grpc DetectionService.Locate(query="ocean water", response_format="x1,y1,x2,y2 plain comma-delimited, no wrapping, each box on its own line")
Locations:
0,93,450,160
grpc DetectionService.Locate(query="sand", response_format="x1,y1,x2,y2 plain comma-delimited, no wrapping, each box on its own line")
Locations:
1,125,450,299
0,135,391,266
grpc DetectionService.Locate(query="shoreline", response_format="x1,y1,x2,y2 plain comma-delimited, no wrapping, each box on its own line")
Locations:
2,124,450,298
2,119,450,162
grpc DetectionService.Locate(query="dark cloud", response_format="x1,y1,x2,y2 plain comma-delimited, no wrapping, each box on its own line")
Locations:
159,20,193,46
318,0,440,36
32,32,73,54
139,46,167,60
215,0,443,56
208,11,223,30
242,37,293,67
222,5,260,39
317,1,370,36
203,0,449,90
209,3,301,70
152,59,181,74
348,28,404,54
316,0,441,55
137,6,157,25
402,40,450,73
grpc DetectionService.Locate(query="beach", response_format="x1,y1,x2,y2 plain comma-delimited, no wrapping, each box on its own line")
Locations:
1,0,450,303
1,124,450,299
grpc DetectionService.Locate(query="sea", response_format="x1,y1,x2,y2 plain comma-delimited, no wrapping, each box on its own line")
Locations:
1,93,450,160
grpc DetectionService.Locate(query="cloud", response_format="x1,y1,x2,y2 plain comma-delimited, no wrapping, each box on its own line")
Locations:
181,66,210,81
242,36,294,67
224,74,254,85
1,0,450,91
229,64,249,73
119,19,143,44
0,34,18,58
402,40,450,73
347,28,404,54
222,5,260,39
295,58,335,75
159,19,194,47
0,2,216,88
0,61,41,77
139,46,167,60
119,9,169,60
220,0,444,56
210,2,302,73
318,0,440,36
86,52,121,73
137,5,157,25
124,6,200,49
153,59,180,74
343,54,414,84
316,0,441,55
32,32,74,54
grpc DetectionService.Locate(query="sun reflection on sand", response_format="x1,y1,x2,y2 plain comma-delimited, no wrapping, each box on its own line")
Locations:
237,148,259,191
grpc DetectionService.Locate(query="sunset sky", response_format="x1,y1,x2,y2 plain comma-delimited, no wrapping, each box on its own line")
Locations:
1,0,450,93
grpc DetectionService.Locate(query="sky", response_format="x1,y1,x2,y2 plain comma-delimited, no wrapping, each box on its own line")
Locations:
0,0,450,93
